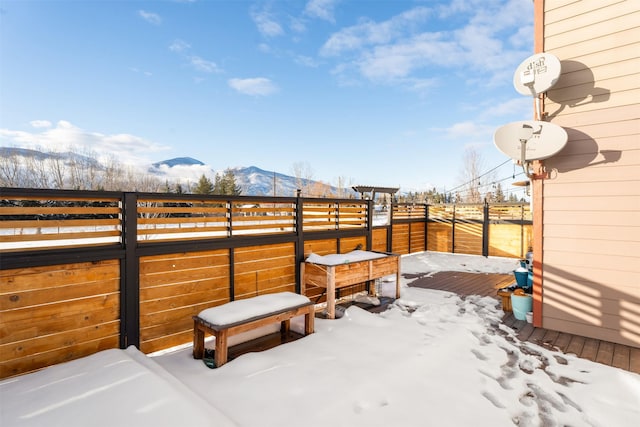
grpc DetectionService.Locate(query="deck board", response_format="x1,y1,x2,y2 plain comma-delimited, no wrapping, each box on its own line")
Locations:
406,270,639,374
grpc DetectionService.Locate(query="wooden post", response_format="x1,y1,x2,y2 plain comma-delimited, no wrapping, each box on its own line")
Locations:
327,267,336,319
193,323,205,359
395,256,401,298
304,308,315,335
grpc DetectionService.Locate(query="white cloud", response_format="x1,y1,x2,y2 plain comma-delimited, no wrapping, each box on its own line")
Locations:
129,67,153,77
0,120,169,165
189,56,221,73
320,7,431,57
481,97,532,119
304,0,339,23
321,1,532,89
289,16,307,33
228,78,278,96
29,120,52,129
294,55,319,68
251,7,284,37
138,10,162,25
169,39,191,52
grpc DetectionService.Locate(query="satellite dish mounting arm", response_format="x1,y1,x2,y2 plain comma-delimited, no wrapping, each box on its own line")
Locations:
519,124,535,179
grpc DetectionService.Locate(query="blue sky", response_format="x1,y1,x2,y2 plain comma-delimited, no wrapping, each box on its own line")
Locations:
0,0,534,196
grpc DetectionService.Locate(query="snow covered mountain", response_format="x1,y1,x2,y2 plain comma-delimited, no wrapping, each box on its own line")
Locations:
0,147,347,196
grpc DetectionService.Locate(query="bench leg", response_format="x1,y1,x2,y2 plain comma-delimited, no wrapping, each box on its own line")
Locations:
214,329,229,368
193,322,205,359
280,319,290,337
304,308,315,335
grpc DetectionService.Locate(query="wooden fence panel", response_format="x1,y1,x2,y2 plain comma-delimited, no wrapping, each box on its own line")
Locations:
139,249,230,354
372,228,388,252
303,239,338,257
427,222,452,252
0,194,122,252
391,223,409,254
339,236,367,253
0,260,120,378
488,224,533,258
409,223,426,253
234,243,296,300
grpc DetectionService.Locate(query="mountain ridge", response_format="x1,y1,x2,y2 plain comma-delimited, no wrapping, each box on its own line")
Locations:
1,147,351,196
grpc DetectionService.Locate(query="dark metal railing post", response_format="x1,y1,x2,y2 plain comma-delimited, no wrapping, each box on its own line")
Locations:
122,192,139,349
482,200,490,257
366,199,373,251
521,203,525,258
451,204,456,254
425,204,429,252
295,195,304,294
388,203,394,252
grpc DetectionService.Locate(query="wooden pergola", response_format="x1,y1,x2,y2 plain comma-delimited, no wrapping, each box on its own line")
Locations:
352,185,399,201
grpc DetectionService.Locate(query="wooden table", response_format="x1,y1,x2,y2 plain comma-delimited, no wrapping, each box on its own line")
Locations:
301,251,401,319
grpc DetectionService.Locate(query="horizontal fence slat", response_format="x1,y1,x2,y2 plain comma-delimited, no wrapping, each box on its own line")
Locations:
0,206,121,215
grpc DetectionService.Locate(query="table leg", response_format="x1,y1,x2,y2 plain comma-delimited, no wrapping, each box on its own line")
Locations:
327,268,336,319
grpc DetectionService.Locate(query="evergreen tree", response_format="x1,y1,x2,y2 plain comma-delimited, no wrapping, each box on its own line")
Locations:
213,173,223,195
212,169,242,195
193,174,214,195
220,169,242,196
494,183,505,202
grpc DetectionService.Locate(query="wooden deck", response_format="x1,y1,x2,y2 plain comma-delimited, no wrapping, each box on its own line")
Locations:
407,271,640,374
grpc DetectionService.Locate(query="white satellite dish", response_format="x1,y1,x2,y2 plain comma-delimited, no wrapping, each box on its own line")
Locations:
494,120,568,161
513,52,561,96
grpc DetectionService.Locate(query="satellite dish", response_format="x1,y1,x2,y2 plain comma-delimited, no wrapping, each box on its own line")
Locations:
513,53,561,96
494,120,568,161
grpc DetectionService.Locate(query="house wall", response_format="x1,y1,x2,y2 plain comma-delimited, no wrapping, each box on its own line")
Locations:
540,0,640,347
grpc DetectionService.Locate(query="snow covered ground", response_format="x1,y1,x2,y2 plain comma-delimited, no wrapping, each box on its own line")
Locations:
2,252,639,427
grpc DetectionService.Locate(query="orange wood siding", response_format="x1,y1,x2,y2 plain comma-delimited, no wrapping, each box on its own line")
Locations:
541,0,640,347
0,260,121,378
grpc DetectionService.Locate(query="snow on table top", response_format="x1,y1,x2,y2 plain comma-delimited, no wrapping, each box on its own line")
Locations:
305,250,388,266
197,291,311,326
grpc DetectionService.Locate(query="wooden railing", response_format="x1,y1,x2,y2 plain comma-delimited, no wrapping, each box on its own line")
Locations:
0,187,531,378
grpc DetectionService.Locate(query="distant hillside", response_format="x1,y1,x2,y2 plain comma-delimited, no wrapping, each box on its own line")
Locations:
0,146,102,168
1,147,350,196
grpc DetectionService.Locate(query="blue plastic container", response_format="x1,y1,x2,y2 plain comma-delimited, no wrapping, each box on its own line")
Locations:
511,294,533,320
514,269,528,288
527,271,533,288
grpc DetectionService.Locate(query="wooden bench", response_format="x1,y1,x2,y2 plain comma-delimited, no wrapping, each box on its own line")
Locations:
193,292,315,368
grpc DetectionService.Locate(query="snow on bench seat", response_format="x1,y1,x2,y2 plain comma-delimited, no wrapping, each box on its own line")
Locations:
193,292,315,368
197,292,312,327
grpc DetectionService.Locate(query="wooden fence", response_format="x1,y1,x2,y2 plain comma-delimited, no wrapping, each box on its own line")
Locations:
0,188,531,378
